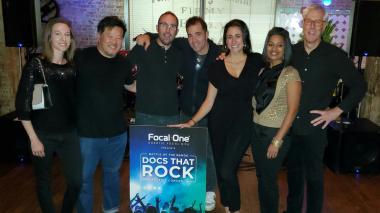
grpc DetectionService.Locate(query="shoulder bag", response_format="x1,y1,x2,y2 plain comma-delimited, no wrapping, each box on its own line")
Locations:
32,58,53,110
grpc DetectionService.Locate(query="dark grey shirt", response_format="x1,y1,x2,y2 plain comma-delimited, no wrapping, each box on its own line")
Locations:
128,40,183,116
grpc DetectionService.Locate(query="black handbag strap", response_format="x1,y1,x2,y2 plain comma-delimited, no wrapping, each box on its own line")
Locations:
35,58,48,86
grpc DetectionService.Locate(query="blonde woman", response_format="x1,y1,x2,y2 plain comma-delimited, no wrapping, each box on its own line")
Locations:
15,18,81,213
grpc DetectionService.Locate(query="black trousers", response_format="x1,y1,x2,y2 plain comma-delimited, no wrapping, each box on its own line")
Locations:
33,129,82,213
251,123,290,213
209,122,251,212
286,129,327,213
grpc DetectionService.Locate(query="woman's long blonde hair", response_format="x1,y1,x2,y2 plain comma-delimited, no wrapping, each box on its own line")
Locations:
42,17,76,62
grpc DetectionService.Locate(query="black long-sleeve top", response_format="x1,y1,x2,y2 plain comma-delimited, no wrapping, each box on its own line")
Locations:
15,57,76,133
291,41,367,134
128,41,183,116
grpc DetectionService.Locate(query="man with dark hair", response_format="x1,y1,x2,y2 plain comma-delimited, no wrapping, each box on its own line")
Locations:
285,4,366,213
135,16,221,211
128,11,183,125
75,16,135,213
97,15,127,36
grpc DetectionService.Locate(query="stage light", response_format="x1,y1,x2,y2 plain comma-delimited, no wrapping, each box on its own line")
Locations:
17,42,23,47
17,154,26,164
363,52,368,56
354,167,361,174
323,0,332,6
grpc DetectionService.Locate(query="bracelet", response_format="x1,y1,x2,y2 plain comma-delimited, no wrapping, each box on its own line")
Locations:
271,138,283,148
189,118,197,126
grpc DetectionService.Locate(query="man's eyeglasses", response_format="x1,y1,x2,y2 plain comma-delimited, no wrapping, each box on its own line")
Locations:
158,22,178,31
303,19,325,27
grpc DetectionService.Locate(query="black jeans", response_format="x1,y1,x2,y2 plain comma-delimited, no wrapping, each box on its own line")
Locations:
286,129,327,213
33,129,82,213
251,123,290,213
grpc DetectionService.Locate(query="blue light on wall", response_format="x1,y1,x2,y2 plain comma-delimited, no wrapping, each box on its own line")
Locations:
323,0,332,6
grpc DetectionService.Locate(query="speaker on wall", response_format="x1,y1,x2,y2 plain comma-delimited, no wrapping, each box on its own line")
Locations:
350,0,380,56
1,0,41,47
325,119,380,174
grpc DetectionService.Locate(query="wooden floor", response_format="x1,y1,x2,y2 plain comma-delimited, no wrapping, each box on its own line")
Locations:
1,156,380,213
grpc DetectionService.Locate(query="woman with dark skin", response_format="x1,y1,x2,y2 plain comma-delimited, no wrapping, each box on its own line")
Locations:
251,27,301,213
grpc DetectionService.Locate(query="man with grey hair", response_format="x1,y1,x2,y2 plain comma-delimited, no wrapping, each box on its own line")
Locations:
285,4,366,213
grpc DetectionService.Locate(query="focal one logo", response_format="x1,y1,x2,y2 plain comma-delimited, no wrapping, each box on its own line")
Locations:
148,133,190,142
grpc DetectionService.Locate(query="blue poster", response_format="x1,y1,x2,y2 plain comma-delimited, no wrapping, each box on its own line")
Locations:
129,125,208,213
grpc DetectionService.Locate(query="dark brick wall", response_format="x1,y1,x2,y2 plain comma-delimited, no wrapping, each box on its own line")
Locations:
57,0,124,48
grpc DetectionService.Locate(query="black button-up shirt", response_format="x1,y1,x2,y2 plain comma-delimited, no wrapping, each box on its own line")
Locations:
291,41,367,134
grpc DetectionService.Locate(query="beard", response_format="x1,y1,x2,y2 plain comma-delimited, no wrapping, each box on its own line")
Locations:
158,34,174,46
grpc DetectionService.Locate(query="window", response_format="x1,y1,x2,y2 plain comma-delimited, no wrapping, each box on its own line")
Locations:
126,0,276,52
204,0,276,52
127,0,200,48
275,0,354,51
